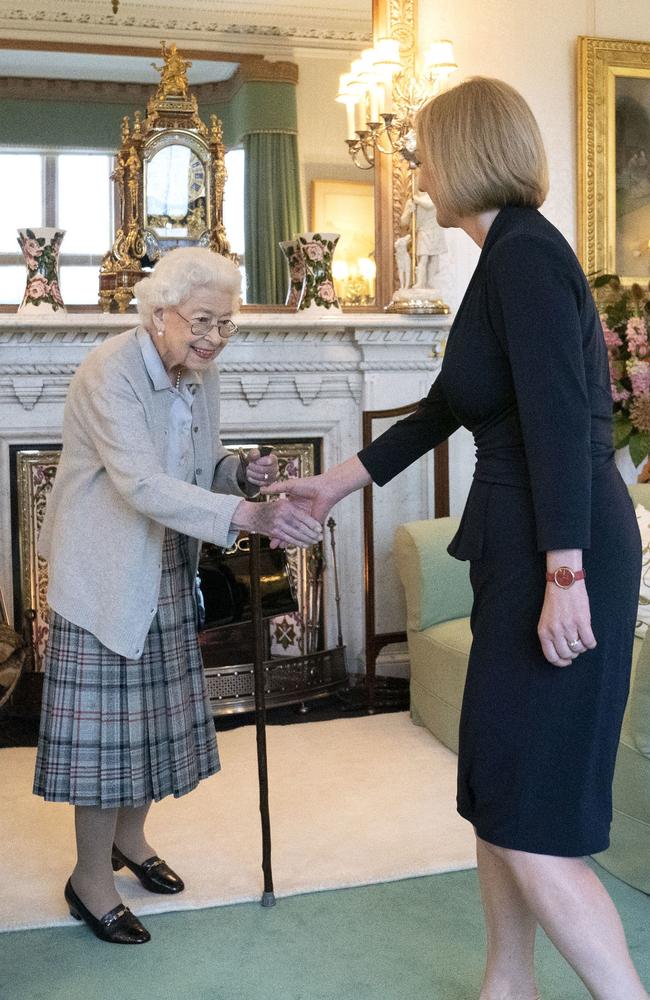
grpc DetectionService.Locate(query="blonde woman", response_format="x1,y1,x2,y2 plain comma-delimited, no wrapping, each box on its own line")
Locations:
266,79,648,999
34,248,322,944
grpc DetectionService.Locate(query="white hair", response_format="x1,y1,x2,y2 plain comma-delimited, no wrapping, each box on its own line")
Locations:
134,247,242,328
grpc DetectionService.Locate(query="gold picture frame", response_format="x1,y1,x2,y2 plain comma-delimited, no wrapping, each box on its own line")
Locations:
578,36,650,283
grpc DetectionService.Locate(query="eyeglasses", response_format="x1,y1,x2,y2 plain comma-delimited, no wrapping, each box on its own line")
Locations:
172,309,238,340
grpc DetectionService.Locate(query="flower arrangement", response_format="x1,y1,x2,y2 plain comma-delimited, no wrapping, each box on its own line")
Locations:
595,275,650,467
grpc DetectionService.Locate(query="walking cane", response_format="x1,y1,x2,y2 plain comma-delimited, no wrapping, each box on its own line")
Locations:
241,447,276,908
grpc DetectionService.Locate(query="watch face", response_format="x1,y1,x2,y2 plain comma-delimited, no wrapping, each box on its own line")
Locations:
555,566,575,588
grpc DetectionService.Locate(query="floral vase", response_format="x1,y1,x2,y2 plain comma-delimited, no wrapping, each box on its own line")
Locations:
279,239,306,308
17,227,66,314
296,232,342,314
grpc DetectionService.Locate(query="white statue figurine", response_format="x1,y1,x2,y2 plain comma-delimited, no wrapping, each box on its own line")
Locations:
394,234,412,290
400,191,447,290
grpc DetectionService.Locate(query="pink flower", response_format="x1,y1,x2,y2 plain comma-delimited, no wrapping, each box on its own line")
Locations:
21,237,43,261
304,241,325,262
49,280,64,306
611,384,631,403
626,315,648,357
27,275,49,300
317,280,336,303
600,315,622,350
627,359,650,397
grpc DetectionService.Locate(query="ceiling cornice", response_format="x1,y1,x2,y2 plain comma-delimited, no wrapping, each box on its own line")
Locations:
0,2,371,53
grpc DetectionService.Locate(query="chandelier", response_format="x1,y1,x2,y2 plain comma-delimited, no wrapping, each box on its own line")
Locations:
336,38,457,170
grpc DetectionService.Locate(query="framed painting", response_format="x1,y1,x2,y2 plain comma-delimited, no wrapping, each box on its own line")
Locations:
578,37,650,283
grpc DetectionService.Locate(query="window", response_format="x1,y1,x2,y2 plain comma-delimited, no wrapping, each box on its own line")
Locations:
1,147,246,306
0,150,114,306
223,148,246,302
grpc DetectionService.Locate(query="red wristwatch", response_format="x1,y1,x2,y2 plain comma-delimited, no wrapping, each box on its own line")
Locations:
545,566,586,589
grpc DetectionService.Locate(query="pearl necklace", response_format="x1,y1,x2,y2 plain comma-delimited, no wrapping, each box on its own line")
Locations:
175,368,183,390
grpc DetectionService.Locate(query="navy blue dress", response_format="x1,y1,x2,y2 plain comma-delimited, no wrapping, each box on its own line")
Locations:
359,206,641,856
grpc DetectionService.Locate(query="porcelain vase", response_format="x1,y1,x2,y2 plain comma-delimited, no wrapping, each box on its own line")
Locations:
296,232,341,314
279,239,306,308
17,227,66,314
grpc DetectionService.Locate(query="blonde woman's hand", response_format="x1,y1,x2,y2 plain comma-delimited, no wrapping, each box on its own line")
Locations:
262,473,339,526
537,581,597,667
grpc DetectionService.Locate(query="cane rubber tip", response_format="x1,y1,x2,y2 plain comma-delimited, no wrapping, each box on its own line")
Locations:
261,891,276,908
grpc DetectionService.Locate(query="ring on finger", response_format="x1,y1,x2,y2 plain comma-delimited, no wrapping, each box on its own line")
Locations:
567,638,581,650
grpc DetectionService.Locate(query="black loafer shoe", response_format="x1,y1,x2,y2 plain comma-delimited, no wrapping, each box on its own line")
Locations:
111,844,185,894
64,879,150,944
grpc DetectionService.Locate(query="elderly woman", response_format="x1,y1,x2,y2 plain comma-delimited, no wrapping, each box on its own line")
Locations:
33,248,322,945
267,80,648,999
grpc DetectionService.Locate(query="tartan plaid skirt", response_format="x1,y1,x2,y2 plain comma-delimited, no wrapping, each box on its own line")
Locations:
33,530,220,808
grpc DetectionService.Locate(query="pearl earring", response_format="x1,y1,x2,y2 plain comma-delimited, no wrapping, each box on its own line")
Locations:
157,329,164,337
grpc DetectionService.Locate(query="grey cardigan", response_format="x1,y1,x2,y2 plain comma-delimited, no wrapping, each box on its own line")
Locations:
39,326,245,659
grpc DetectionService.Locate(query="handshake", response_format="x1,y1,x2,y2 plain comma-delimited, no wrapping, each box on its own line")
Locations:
233,452,371,549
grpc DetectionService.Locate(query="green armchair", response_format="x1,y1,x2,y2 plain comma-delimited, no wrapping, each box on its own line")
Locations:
393,483,650,892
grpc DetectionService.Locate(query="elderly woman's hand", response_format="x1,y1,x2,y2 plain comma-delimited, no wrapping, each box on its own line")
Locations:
231,497,322,549
243,448,279,489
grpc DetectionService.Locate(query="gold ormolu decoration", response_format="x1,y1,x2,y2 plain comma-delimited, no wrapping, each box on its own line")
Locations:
112,0,119,12
99,41,232,312
152,43,192,99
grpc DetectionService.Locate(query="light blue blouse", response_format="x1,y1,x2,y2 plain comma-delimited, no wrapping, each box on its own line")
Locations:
138,328,200,484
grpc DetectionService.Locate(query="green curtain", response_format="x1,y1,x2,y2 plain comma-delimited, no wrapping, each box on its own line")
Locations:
244,131,303,304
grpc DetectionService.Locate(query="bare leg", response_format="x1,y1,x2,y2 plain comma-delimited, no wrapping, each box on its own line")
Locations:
480,839,649,1000
71,805,121,918
476,837,540,1000
114,802,155,864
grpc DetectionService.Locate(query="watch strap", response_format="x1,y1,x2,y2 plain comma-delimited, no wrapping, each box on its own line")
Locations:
545,566,586,589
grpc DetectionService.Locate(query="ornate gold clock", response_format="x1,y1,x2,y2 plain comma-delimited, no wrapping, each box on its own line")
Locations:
99,41,232,312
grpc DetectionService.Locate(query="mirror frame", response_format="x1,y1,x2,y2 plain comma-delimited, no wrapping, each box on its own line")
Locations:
373,0,418,308
0,2,410,312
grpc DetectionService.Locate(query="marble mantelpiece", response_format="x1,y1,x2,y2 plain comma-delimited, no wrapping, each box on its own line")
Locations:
0,310,472,676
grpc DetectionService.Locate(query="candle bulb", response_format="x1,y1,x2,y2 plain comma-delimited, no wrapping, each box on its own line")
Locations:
346,101,356,141
369,83,379,123
356,91,367,132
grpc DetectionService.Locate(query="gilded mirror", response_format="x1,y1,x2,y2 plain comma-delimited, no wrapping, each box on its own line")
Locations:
0,0,421,308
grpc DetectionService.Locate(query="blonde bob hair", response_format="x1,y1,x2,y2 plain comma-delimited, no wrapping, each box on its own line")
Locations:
415,77,549,219
134,247,242,329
